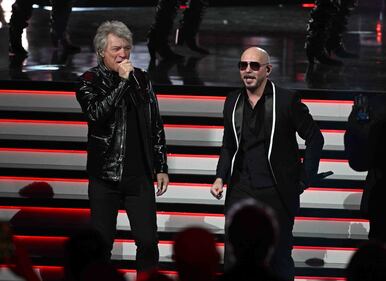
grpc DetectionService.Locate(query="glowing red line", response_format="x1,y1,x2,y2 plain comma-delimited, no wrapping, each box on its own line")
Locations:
158,94,225,101
320,158,348,163
165,124,223,129
296,277,344,281
296,217,368,222
14,235,68,241
307,187,362,192
294,245,357,251
302,3,316,8
0,147,85,154
0,89,75,95
0,176,88,182
0,177,216,188
168,153,219,158
302,99,353,104
0,206,88,213
321,129,345,134
0,119,86,125
155,211,223,217
167,182,212,187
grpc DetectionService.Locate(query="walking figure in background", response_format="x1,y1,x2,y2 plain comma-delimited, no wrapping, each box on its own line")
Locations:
9,0,80,57
148,0,209,60
305,0,358,65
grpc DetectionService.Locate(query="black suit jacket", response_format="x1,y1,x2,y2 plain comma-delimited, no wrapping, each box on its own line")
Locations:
216,80,324,216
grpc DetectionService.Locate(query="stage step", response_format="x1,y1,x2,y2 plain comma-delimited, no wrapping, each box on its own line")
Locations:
0,85,365,279
0,148,367,180
0,90,353,121
11,235,357,272
0,266,345,281
0,206,369,240
0,120,346,151
0,177,363,210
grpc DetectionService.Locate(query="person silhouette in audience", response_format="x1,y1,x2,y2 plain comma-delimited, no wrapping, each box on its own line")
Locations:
346,241,386,281
221,198,287,281
173,227,220,281
0,222,40,281
345,94,386,243
63,228,110,281
139,270,173,281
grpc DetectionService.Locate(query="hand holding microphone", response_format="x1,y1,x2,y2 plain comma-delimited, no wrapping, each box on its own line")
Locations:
118,59,134,79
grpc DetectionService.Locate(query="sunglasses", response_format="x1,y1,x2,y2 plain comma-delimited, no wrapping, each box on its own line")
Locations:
238,61,269,71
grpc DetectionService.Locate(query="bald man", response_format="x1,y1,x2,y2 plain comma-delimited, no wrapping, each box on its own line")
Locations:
211,47,324,280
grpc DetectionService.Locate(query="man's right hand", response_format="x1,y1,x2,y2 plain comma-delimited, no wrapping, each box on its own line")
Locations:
118,59,134,80
210,178,224,200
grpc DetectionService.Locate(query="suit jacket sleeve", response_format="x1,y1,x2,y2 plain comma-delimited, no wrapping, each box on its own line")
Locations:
216,95,237,182
148,77,168,174
291,94,324,187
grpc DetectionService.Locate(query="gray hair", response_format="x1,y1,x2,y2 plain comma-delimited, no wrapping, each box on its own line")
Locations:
93,21,133,61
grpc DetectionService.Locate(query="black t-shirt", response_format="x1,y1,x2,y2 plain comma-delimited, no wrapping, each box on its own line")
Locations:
117,96,147,195
233,85,275,188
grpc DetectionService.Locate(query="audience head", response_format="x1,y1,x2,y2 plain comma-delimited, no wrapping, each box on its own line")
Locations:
81,262,126,281
226,198,278,266
63,228,109,281
173,227,219,281
346,241,386,281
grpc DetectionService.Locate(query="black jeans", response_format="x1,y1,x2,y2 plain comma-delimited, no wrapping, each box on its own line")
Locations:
224,182,295,281
88,175,159,272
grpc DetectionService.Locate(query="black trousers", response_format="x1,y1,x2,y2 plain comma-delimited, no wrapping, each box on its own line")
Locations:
224,182,295,281
88,175,159,272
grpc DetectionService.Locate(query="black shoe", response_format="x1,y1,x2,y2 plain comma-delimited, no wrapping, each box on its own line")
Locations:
9,44,28,57
51,33,81,53
147,40,183,61
306,44,343,66
185,39,210,55
176,31,209,55
329,45,358,58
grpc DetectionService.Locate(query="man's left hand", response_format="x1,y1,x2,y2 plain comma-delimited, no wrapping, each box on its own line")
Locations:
156,173,169,196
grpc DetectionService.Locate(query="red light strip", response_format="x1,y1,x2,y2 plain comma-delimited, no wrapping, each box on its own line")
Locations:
302,99,353,104
307,187,362,192
294,245,357,251
0,119,86,125
0,89,75,95
0,206,366,224
0,147,86,154
0,148,351,162
0,177,214,188
7,237,360,252
157,94,225,101
0,176,88,182
167,153,219,158
0,205,88,213
302,3,316,8
320,129,346,134
14,235,68,241
296,216,368,223
320,158,348,163
155,211,223,217
0,89,354,106
296,277,344,281
164,124,223,129
0,265,339,280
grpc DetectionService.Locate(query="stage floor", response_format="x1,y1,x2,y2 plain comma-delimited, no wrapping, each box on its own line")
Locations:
1,3,385,92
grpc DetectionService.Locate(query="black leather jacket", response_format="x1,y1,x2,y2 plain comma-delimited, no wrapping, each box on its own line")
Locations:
76,63,168,182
